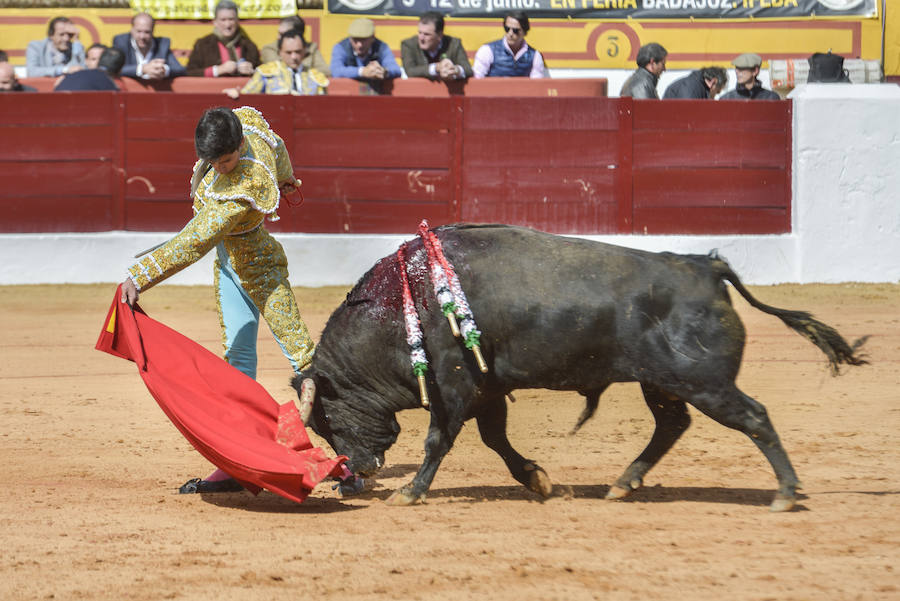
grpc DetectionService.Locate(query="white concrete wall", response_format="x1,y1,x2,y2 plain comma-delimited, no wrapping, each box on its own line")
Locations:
789,84,900,283
0,231,800,287
1,84,898,287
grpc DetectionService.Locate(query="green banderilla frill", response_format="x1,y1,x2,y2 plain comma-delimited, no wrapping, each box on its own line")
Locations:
413,362,430,408
464,329,481,350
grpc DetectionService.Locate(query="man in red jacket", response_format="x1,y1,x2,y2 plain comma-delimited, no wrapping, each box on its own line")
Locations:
185,0,260,78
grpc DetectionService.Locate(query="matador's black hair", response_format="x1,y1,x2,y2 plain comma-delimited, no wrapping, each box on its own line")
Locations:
194,107,243,161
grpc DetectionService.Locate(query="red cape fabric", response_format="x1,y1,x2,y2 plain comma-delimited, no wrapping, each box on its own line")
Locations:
95,285,346,503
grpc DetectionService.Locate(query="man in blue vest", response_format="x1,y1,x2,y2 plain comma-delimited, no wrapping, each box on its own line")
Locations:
330,17,401,93
472,11,546,79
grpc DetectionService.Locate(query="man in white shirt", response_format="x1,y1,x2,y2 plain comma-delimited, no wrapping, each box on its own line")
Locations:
472,11,546,79
112,12,185,80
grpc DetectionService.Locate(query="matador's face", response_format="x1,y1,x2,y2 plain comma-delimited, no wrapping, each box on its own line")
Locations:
210,140,243,174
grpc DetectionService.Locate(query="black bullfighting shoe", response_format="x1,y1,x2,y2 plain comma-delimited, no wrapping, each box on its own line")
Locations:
333,476,366,497
178,477,245,494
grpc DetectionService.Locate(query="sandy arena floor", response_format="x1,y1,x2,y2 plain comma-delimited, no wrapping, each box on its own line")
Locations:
1,281,898,601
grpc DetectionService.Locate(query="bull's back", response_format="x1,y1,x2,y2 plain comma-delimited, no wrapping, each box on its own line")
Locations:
435,225,743,389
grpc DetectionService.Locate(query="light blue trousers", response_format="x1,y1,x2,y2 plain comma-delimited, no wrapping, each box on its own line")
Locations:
215,243,301,379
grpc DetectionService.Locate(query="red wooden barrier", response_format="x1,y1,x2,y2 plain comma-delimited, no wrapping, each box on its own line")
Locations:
0,93,122,232
460,97,628,234
0,93,791,236
281,96,458,233
630,100,792,234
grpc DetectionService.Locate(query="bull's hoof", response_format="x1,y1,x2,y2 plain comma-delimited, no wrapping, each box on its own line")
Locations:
605,485,631,500
386,488,426,506
605,478,641,500
769,495,797,513
527,466,553,498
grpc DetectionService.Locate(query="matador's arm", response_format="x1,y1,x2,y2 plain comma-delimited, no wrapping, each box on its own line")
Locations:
127,199,251,291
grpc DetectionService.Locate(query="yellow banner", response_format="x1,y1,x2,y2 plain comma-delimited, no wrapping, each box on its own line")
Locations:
130,0,297,19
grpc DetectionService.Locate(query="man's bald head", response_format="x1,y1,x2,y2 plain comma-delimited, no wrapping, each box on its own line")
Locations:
0,62,19,91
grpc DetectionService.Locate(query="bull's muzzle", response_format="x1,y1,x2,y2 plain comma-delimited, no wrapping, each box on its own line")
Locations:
298,377,315,424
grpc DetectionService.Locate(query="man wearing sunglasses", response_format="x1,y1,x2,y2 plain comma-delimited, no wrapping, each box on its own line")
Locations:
473,11,546,79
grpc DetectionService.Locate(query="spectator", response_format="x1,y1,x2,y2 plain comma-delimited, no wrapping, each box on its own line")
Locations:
113,12,186,80
473,11,546,79
224,28,327,98
26,16,86,77
330,17,401,91
260,15,329,76
720,53,781,100
401,11,472,81
663,66,728,99
55,47,124,91
0,61,37,92
185,0,260,78
620,43,667,99
85,43,106,70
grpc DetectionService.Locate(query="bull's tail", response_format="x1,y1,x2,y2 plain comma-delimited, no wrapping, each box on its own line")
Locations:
711,257,869,374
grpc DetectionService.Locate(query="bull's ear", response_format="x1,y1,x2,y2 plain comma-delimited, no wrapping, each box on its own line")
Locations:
290,373,304,395
315,371,337,398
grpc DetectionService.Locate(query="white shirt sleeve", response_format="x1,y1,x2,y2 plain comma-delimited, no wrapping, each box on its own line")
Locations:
530,50,547,79
472,45,494,79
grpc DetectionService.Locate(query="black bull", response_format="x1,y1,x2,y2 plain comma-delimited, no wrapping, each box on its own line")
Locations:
293,224,866,511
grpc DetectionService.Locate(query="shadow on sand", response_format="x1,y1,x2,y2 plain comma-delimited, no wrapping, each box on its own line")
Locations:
351,482,812,510
189,490,363,513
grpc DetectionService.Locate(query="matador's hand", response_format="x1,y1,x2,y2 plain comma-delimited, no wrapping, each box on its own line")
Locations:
121,278,139,307
279,178,300,196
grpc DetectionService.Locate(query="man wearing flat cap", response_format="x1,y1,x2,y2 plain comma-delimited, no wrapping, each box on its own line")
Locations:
330,17,401,92
720,53,780,100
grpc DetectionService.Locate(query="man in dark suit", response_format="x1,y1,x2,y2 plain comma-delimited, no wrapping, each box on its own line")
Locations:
113,12,185,80
55,46,124,91
401,12,472,81
185,0,260,78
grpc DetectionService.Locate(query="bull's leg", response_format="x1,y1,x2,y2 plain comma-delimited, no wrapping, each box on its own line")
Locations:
386,400,466,506
607,383,691,501
475,396,553,498
683,385,801,512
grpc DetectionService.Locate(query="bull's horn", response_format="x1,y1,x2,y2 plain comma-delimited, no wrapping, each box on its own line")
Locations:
299,378,315,424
